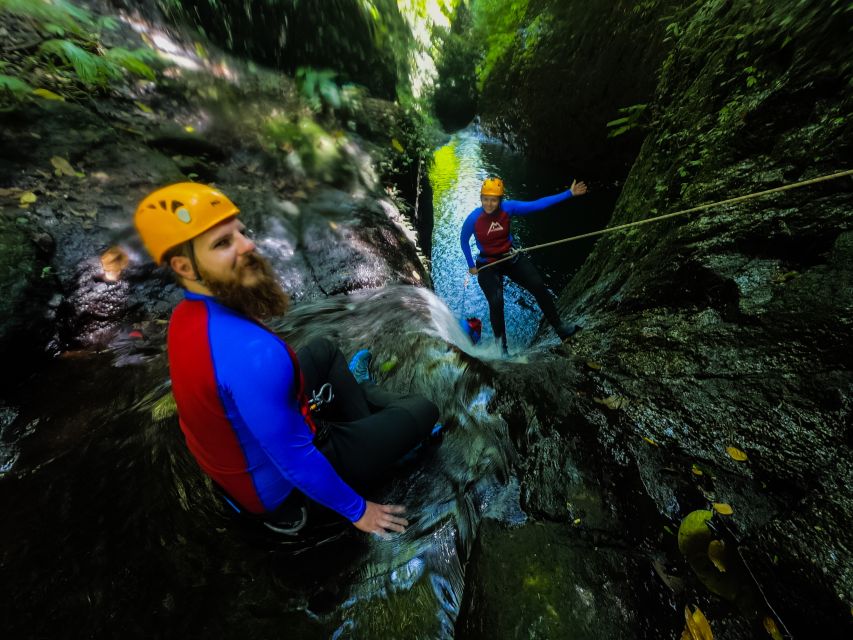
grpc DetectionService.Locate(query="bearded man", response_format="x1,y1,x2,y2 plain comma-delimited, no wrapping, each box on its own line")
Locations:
134,183,438,537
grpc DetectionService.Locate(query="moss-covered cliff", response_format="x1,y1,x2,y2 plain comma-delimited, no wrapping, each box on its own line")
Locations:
551,0,852,632
474,0,690,179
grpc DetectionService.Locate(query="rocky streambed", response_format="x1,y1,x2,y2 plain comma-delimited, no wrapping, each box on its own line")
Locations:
1,1,851,639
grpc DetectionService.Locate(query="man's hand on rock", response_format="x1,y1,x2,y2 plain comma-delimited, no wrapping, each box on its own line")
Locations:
468,266,478,275
354,501,409,537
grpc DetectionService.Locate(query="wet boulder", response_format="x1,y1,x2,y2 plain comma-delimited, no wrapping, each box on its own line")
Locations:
456,519,639,640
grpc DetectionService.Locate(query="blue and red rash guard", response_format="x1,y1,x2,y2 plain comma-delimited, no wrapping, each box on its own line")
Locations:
167,291,366,522
460,189,574,268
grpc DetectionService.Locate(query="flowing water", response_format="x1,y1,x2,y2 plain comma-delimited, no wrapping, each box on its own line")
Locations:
429,125,618,351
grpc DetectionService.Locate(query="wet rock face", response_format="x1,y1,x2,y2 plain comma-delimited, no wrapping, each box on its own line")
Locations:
152,0,402,99
536,0,853,633
0,213,56,382
477,0,689,180
456,520,640,640
268,189,429,299
0,87,428,362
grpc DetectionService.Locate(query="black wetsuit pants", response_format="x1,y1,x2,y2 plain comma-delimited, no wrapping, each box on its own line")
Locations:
296,337,438,491
476,253,562,347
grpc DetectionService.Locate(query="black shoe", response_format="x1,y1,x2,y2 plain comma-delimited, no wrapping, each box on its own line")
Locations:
556,323,581,340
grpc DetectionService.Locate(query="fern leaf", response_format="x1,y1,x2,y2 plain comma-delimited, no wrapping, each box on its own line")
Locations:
43,22,66,36
0,0,93,36
39,39,119,86
606,116,631,127
103,47,156,80
0,73,34,95
50,0,94,27
607,125,634,138
96,16,118,32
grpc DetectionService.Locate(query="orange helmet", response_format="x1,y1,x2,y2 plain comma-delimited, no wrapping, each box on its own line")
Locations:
134,182,239,263
480,177,504,197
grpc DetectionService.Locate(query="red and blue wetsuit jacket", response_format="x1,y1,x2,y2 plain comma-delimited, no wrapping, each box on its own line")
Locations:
168,291,366,522
460,189,574,269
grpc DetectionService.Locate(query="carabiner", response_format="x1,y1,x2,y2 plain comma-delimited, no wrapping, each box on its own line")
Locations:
308,382,334,412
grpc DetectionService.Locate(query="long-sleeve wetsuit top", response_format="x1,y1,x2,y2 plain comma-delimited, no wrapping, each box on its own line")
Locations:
460,189,574,269
168,291,366,522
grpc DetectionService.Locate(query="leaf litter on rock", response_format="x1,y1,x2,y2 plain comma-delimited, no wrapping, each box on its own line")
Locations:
707,540,727,572
33,88,64,100
681,605,713,640
763,616,783,640
712,503,733,516
593,395,627,410
51,157,85,178
726,446,748,461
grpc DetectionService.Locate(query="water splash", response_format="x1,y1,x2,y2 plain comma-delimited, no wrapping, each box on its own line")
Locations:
270,285,523,636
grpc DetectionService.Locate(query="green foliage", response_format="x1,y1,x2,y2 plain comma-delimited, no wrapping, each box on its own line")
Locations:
663,20,682,41
470,0,529,89
0,73,33,96
260,115,344,179
0,0,95,37
433,1,479,127
296,67,343,111
40,39,121,85
38,40,156,87
632,0,661,17
103,47,157,81
606,103,649,138
742,65,764,88
0,0,160,97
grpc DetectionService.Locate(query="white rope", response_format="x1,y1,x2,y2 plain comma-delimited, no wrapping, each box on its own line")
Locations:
476,169,853,271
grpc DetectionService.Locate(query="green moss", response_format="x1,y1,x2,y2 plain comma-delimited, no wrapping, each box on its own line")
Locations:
260,115,343,178
345,578,442,640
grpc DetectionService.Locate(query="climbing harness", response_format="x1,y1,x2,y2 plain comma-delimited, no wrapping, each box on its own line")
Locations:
217,377,332,537
306,383,335,447
308,382,334,412
476,169,853,272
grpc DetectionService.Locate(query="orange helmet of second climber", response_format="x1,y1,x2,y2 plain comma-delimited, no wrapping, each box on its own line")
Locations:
480,177,505,197
134,182,239,264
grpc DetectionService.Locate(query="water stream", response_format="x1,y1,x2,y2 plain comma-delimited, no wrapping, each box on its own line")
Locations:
429,125,618,350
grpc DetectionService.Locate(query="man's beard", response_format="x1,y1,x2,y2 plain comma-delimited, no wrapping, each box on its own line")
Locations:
201,252,290,320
